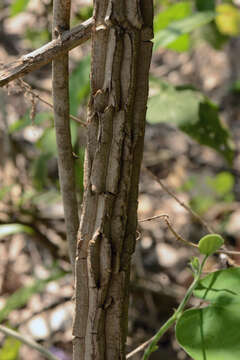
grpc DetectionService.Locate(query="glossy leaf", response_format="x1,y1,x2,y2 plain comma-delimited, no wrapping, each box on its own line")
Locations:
198,234,224,256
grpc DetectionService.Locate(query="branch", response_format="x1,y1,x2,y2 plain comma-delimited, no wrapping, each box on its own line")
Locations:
0,17,94,87
18,79,87,127
143,166,214,233
0,325,60,360
52,0,79,269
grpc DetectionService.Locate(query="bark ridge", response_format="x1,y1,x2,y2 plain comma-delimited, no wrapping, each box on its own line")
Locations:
73,1,153,359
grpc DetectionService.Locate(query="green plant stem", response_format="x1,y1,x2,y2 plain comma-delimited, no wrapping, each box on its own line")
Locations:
142,255,208,360
0,325,60,360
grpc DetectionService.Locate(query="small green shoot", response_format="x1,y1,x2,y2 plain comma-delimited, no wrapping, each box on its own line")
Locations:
198,234,224,255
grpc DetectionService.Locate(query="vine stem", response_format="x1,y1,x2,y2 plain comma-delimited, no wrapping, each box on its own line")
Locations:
142,255,208,360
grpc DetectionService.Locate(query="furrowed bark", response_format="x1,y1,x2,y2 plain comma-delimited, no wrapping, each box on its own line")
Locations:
73,1,153,359
52,0,79,268
0,18,93,87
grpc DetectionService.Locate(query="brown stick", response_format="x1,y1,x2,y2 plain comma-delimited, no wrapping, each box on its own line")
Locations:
17,79,87,127
0,17,94,87
52,0,79,269
144,166,214,233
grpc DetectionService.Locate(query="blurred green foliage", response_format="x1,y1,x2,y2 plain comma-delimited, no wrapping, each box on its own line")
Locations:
0,267,67,324
182,172,235,214
147,80,234,164
10,0,30,17
0,337,21,360
0,224,34,239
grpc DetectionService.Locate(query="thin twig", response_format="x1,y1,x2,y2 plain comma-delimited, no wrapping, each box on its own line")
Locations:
139,214,240,256
0,325,60,360
138,214,169,223
126,336,155,359
52,0,79,269
17,79,87,127
0,17,94,87
143,166,214,233
139,214,198,249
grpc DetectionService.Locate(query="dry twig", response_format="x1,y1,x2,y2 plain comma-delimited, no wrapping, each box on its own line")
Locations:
143,166,214,233
0,18,94,87
17,79,86,127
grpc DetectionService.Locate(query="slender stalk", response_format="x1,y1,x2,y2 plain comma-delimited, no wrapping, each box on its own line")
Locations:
142,255,208,360
52,0,79,269
0,325,60,360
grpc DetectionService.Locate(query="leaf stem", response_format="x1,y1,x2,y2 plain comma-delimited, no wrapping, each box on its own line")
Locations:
142,255,208,360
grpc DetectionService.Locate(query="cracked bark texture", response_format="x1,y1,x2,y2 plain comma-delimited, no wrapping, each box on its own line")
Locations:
73,1,153,359
52,0,79,268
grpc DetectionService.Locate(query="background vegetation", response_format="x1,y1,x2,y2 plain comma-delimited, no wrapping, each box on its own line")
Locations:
1,0,240,359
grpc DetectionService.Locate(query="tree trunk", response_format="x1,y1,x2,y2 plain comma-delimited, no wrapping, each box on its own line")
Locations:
73,1,153,359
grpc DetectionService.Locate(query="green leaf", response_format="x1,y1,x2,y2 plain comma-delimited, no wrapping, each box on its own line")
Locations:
194,101,234,165
25,28,50,49
194,267,240,302
190,257,200,273
10,0,30,17
147,82,234,164
154,1,192,52
198,234,224,256
154,11,215,51
199,22,228,50
74,148,85,195
69,56,90,116
0,336,21,360
176,301,240,360
0,186,13,201
216,3,240,36
207,171,234,197
0,269,66,323
9,112,51,134
177,267,240,359
70,119,78,147
195,0,215,11
31,153,52,190
36,128,57,156
0,224,34,239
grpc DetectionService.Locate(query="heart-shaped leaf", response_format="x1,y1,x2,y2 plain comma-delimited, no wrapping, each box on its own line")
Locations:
176,300,240,360
177,267,240,359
